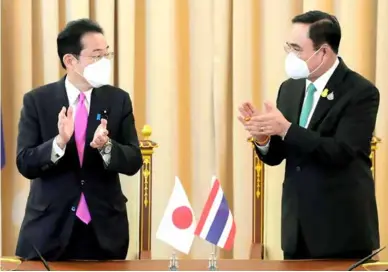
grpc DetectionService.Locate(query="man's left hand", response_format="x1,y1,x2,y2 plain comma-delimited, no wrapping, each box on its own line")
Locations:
90,118,109,149
244,102,291,138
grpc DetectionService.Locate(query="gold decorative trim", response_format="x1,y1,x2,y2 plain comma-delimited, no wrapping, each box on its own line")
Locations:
363,262,388,271
254,159,262,199
142,157,150,207
248,137,265,258
0,257,22,271
139,125,158,259
370,136,381,180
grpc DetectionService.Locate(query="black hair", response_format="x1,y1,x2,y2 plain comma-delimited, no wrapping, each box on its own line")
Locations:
57,18,104,69
292,10,341,54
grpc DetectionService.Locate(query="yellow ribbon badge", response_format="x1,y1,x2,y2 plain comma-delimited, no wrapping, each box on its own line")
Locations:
321,88,329,98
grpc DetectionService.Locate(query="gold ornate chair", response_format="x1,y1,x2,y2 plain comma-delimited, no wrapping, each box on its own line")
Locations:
138,125,158,259
370,136,381,179
247,138,265,260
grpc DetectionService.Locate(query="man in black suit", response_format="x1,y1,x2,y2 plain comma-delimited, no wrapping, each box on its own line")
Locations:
15,19,143,261
239,11,380,260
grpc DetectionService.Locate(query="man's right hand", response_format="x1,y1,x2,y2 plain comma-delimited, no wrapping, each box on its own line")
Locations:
56,106,74,149
238,102,268,144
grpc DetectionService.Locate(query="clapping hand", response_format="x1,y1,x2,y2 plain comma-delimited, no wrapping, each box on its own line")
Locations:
56,106,74,149
237,102,258,122
90,119,109,149
237,102,268,142
243,102,291,138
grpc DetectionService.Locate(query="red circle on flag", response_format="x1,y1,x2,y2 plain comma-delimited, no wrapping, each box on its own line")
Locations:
172,206,193,229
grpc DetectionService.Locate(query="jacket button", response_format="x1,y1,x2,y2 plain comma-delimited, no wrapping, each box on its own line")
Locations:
81,180,85,185
71,206,76,212
296,166,301,172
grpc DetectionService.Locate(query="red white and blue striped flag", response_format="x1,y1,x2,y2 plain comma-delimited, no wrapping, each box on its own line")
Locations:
194,176,236,250
1,114,5,169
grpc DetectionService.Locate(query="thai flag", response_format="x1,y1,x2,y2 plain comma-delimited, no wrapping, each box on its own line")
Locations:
194,176,236,250
1,114,5,169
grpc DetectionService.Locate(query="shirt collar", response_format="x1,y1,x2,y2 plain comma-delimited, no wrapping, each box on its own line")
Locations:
306,57,340,92
65,77,93,105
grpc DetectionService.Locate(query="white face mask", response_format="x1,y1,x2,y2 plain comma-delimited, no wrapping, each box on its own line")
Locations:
284,49,323,80
82,58,111,88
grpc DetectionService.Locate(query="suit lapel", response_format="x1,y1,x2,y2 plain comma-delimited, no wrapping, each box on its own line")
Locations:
86,87,104,145
54,77,70,114
287,80,306,124
83,86,110,164
307,93,333,130
54,77,73,145
54,76,81,167
307,58,349,130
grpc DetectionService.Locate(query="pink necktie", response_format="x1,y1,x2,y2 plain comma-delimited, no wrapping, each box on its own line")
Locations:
74,93,91,224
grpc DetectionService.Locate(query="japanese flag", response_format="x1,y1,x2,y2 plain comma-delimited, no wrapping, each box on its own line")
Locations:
156,176,196,254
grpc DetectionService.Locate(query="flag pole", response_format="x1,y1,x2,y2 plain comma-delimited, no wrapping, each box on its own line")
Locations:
210,0,217,175
209,0,218,270
208,244,218,271
168,250,178,271
213,244,218,258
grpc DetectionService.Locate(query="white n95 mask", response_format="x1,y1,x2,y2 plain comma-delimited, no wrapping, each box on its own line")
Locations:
284,52,310,79
284,48,324,80
83,58,112,88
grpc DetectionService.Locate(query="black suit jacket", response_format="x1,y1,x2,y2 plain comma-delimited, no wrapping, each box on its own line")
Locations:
256,59,380,257
15,76,143,260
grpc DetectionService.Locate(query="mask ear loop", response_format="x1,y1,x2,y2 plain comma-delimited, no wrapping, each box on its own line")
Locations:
71,55,94,89
307,46,326,77
71,54,83,77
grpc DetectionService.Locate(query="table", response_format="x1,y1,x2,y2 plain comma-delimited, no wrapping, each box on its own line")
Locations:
1,259,369,271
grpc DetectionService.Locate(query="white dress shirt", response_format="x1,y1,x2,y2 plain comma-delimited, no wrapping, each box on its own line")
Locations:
256,58,340,154
51,78,111,165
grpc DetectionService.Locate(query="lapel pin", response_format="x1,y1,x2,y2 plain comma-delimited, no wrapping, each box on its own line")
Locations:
96,113,101,120
327,92,334,100
321,88,329,98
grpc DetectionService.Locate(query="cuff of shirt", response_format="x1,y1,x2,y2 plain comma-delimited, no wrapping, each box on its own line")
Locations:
99,144,111,167
254,139,270,155
101,153,111,167
51,138,66,163
281,124,291,140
